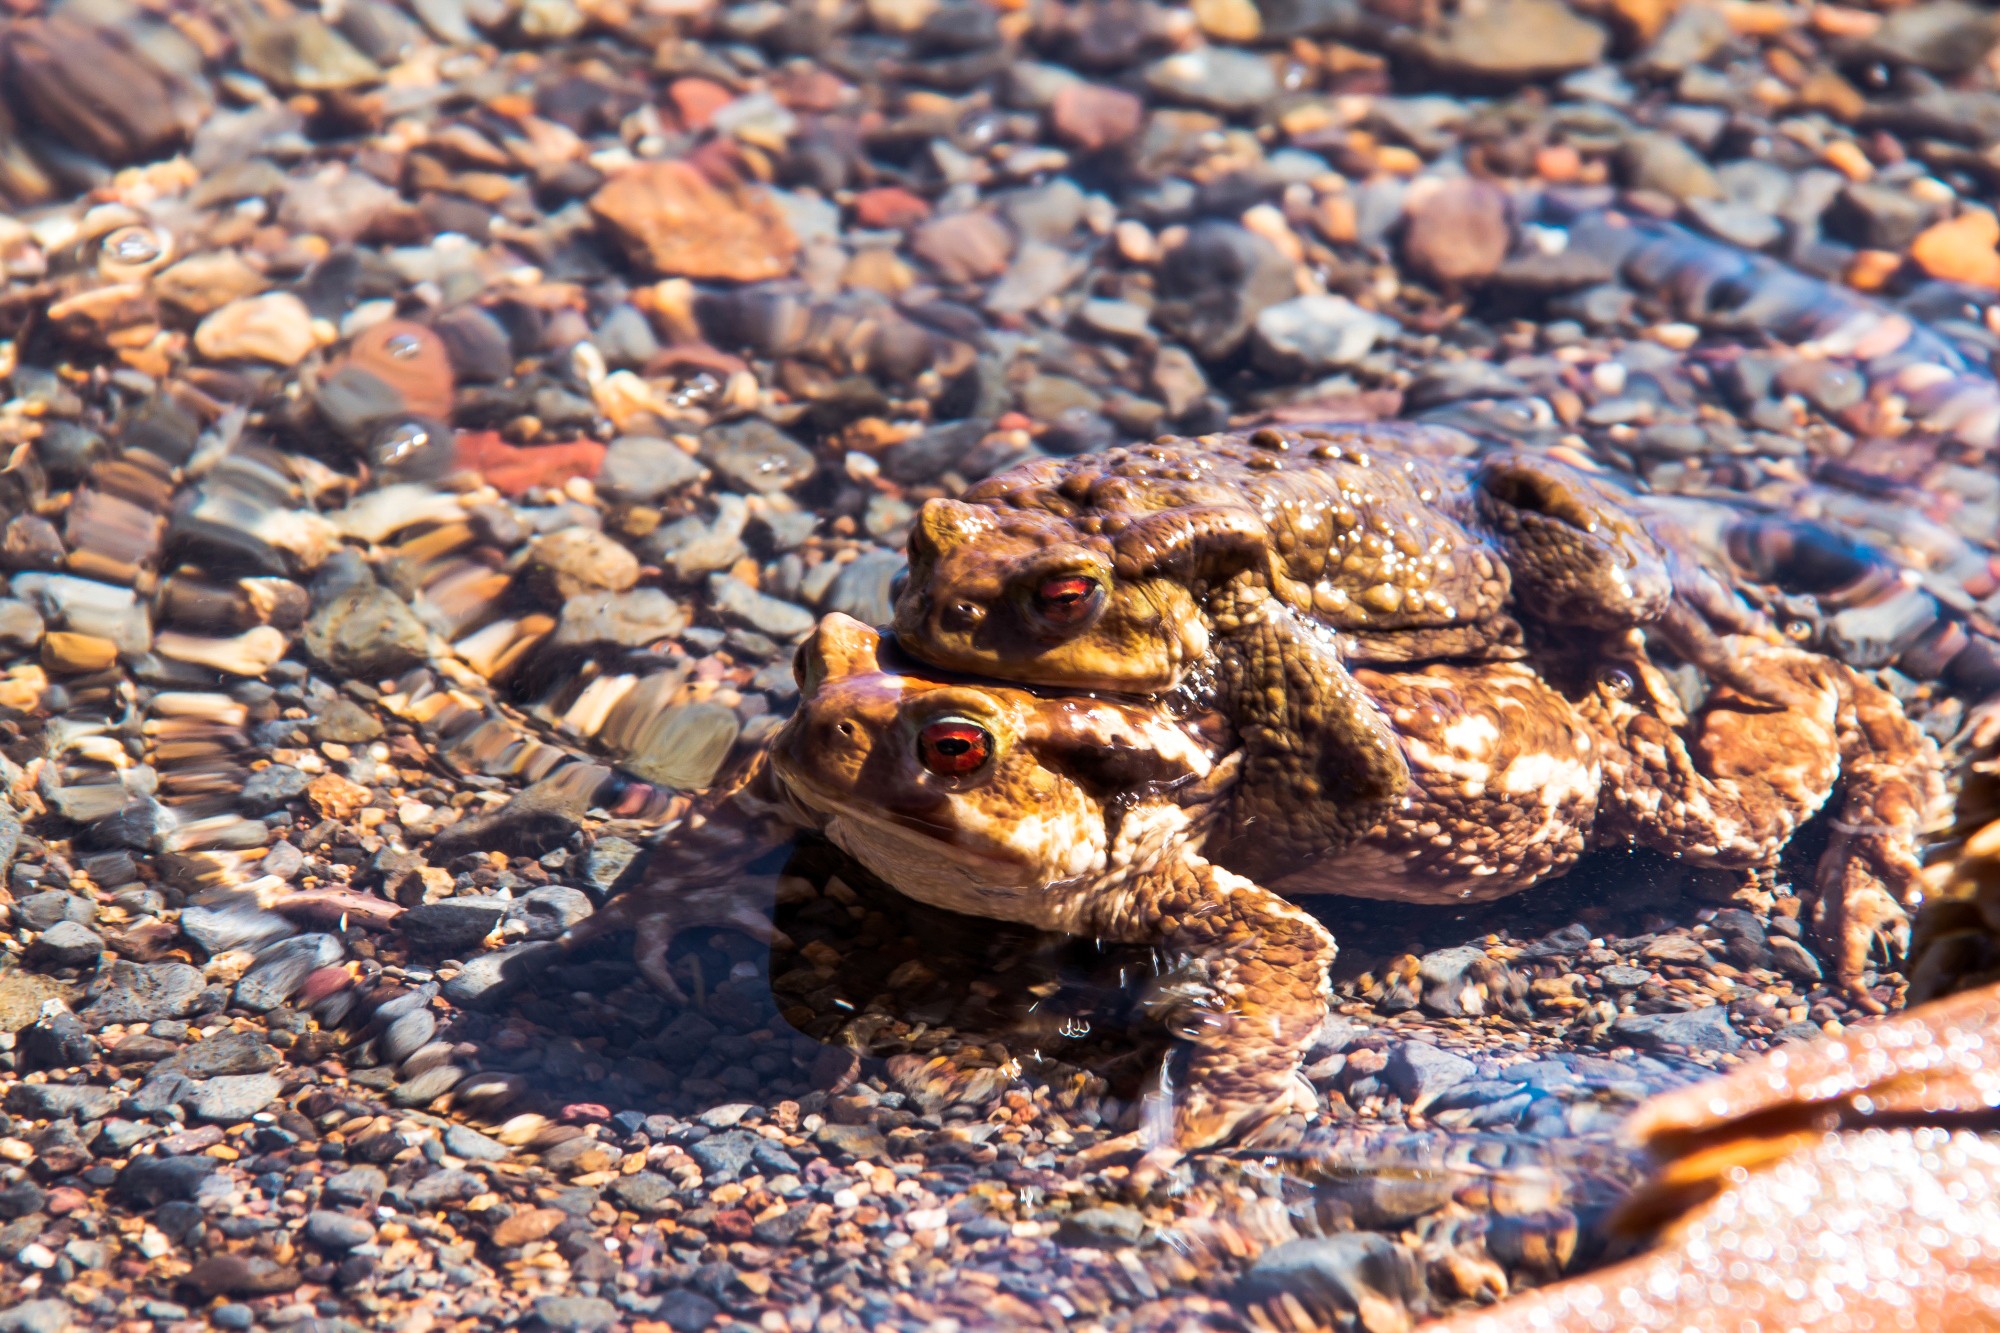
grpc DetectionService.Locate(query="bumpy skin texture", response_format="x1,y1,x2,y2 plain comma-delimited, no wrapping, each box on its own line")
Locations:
579,617,1612,1153
1571,630,1943,1009
893,427,1794,887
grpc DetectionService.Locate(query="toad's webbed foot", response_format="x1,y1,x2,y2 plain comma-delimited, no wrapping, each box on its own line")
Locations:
1084,857,1335,1159
1586,637,1941,1008
1808,663,1945,1011
561,868,783,1001
560,760,798,1001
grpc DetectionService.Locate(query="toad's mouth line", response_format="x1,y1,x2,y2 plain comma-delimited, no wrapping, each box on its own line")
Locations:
772,762,1032,871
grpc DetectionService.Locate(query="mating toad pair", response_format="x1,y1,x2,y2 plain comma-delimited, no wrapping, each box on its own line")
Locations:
579,423,1943,1161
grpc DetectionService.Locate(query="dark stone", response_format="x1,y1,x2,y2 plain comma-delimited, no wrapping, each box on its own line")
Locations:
530,1295,618,1332
82,961,205,1028
1381,1041,1477,1106
239,764,311,815
13,892,93,932
654,1289,721,1333
5,1082,121,1121
407,1168,481,1208
305,1210,376,1250
115,1153,221,1206
439,941,561,1008
25,921,103,969
325,1165,389,1207
1151,222,1297,361
154,1031,278,1080
400,897,508,952
19,1011,95,1070
608,1172,676,1214
1610,1004,1742,1053
1235,1234,1424,1328
688,1129,759,1180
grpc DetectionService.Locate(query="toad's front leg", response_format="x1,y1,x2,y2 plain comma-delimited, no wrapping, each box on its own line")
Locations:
1208,592,1411,880
1084,856,1336,1171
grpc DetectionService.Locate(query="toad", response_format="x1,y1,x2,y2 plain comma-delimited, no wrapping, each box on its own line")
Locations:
572,612,1936,1153
891,424,1791,874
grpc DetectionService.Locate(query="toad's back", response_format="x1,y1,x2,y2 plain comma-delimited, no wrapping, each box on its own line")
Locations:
960,426,1516,655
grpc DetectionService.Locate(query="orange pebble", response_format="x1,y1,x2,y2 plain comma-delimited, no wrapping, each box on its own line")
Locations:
1536,143,1583,183
1724,1,1795,36
1822,139,1874,182
1909,212,2000,290
1845,249,1904,292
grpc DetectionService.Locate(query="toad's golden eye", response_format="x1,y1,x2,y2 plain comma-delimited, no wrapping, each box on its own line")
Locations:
917,718,992,775
1033,574,1101,626
1784,618,1814,642
1597,666,1636,698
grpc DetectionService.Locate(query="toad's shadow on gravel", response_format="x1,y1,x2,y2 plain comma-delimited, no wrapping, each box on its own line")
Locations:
475,825,1828,1130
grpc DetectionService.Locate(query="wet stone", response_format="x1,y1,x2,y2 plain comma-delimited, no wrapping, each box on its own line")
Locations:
1402,178,1510,287
408,1168,482,1208
699,419,817,495
1383,1041,1477,1105
325,1166,389,1207
0,1302,75,1333
590,161,799,282
154,1032,278,1079
313,697,386,744
115,1154,220,1206
14,892,95,932
1409,0,1606,81
1610,1004,1742,1053
182,1253,301,1300
597,436,707,502
188,1073,283,1122
444,1124,509,1161
82,961,205,1028
1251,295,1392,377
531,1295,618,1333
306,1210,377,1251
5,1082,121,1121
235,935,344,1012
609,1172,677,1214
401,897,508,952
1141,49,1277,115
26,920,102,969
1235,1234,1423,1329
304,579,431,681
240,764,311,815
1154,222,1298,361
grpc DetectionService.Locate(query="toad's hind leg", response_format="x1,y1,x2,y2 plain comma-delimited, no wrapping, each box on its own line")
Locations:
1208,598,1411,879
1810,664,1946,1011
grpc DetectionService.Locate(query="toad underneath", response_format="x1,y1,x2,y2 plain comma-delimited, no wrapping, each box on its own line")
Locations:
573,613,1938,1155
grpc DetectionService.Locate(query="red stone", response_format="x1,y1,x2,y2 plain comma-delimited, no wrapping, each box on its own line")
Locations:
45,1186,89,1216
454,430,607,498
667,77,735,131
338,319,456,419
560,1102,611,1123
1049,83,1144,152
850,186,932,230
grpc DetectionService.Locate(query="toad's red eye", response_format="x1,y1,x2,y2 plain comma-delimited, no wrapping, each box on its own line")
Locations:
917,719,992,776
1034,574,1100,625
